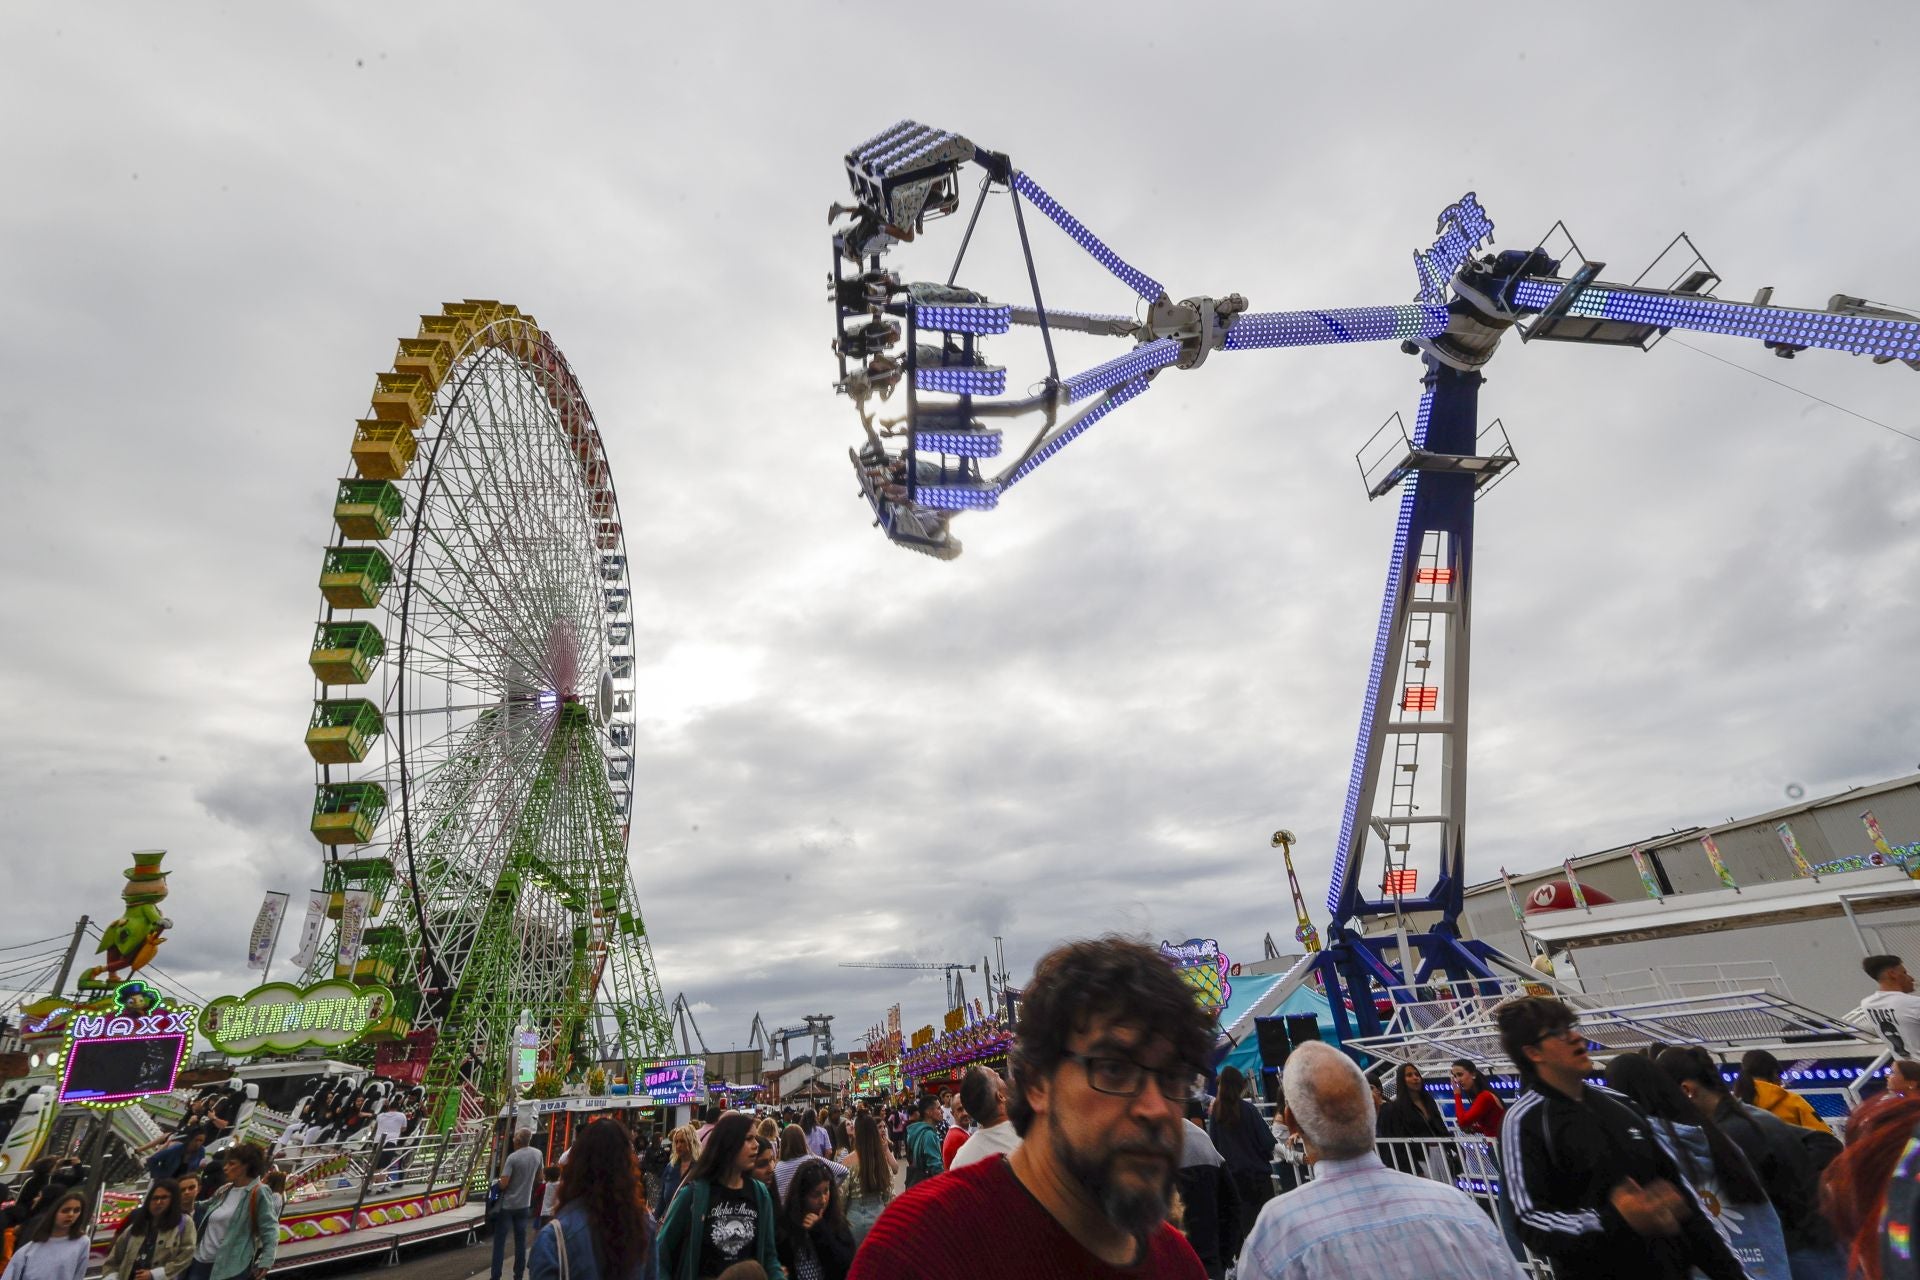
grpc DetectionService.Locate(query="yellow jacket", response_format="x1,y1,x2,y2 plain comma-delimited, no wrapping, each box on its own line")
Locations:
1750,1078,1832,1133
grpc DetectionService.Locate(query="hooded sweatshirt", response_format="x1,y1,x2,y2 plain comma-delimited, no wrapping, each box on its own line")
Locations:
904,1120,944,1182
1746,1079,1831,1134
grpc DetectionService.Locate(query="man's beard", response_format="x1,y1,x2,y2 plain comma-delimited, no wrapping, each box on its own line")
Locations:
1050,1122,1178,1240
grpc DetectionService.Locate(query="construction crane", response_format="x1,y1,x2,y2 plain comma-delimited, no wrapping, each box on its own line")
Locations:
669,993,708,1057
802,1013,835,1066
825,119,1919,1040
1272,830,1321,953
840,960,977,1011
766,1022,812,1065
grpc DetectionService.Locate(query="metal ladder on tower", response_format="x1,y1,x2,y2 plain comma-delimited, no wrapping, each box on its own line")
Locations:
1376,529,1447,901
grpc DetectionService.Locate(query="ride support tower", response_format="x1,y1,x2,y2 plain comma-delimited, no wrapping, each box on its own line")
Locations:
825,121,1920,1045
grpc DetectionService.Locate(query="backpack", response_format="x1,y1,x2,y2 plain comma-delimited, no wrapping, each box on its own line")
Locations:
904,1134,941,1187
1797,1124,1843,1176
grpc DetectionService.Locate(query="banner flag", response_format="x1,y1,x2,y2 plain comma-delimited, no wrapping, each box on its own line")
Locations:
1499,867,1527,924
1701,835,1741,893
1628,846,1665,902
246,892,289,970
336,889,373,972
1563,859,1591,912
1776,822,1820,881
288,891,328,970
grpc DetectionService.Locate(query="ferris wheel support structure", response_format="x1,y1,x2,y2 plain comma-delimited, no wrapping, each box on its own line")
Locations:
827,121,1920,1046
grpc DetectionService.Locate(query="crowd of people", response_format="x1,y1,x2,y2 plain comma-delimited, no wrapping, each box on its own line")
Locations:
0,1137,281,1280
10,939,1920,1280
484,942,1920,1280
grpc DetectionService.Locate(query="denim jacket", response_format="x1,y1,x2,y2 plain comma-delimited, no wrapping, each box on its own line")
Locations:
529,1201,660,1280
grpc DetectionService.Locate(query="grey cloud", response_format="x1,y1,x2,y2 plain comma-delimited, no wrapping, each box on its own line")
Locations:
3,2,1918,1046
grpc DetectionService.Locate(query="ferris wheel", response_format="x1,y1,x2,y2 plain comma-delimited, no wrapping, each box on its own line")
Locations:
302,301,670,1122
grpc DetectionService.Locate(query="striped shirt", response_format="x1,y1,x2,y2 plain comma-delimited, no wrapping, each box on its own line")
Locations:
1236,1151,1528,1280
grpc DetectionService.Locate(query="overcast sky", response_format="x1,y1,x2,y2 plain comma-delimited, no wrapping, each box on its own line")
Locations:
2,3,1916,1055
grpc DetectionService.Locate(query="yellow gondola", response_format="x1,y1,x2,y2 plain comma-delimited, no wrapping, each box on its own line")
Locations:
305,699,383,764
319,546,393,610
351,421,416,481
309,621,384,685
310,781,387,846
333,479,404,541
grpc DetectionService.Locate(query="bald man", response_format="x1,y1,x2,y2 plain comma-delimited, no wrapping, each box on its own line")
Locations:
1236,1044,1524,1280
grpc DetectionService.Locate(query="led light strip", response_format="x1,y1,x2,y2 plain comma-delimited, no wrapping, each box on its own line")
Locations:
1063,338,1182,402
1012,172,1164,302
1327,388,1434,917
915,430,1003,458
1224,305,1451,351
917,484,1001,511
1003,376,1152,490
915,303,1013,336
1511,280,1920,362
916,366,1007,396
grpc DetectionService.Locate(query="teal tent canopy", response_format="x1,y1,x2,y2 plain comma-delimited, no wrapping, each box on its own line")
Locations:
1214,970,1337,1080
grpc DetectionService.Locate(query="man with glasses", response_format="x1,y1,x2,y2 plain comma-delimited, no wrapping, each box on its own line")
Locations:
850,936,1211,1279
1495,996,1744,1280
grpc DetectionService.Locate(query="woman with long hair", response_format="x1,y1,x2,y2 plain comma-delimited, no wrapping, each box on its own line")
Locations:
1821,1092,1920,1280
102,1179,198,1280
1,1190,90,1280
842,1112,895,1244
774,1160,853,1280
773,1126,846,1204
528,1119,656,1280
1207,1065,1276,1236
1448,1058,1506,1139
1375,1063,1449,1176
657,1124,701,1215
1735,1050,1833,1134
183,1142,278,1280
655,1112,783,1280
1605,1052,1787,1276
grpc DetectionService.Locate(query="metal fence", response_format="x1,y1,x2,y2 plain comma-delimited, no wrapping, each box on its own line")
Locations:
276,1123,488,1212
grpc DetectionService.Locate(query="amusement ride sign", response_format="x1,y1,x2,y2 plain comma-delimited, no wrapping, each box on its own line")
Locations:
638,1056,706,1105
203,979,395,1054
1159,939,1232,1017
59,981,197,1110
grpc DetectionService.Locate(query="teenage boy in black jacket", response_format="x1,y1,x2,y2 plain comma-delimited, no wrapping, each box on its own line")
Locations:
1495,997,1744,1280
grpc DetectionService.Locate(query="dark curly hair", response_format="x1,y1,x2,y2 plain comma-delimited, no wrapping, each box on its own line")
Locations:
1007,935,1214,1137
557,1119,652,1280
1495,996,1576,1083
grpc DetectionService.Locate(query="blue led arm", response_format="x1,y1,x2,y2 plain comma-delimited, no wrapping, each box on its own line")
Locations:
1224,305,1451,352
1012,172,1165,302
999,377,1153,491
1063,338,1182,402
1510,280,1920,363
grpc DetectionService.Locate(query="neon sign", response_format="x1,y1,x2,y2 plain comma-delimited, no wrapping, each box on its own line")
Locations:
638,1057,705,1105
1160,939,1231,1017
59,981,195,1110
203,980,396,1054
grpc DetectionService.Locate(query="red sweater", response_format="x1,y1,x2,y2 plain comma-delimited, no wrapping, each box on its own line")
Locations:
848,1156,1204,1280
941,1125,969,1170
1454,1087,1506,1138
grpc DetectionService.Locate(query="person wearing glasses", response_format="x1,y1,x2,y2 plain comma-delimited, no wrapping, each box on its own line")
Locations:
1494,997,1744,1280
848,936,1212,1279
